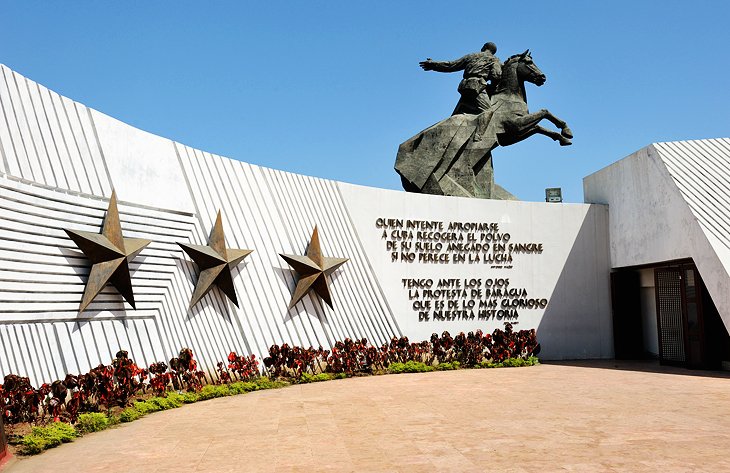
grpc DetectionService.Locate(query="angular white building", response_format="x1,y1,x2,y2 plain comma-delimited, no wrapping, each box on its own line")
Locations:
585,140,730,368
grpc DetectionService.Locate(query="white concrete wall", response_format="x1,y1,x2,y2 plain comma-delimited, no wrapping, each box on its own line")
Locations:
584,141,730,335
0,64,614,384
339,183,613,360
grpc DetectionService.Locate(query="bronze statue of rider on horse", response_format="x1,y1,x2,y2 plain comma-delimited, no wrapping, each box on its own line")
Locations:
395,41,572,199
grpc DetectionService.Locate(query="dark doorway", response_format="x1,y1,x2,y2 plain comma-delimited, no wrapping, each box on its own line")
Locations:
655,263,730,369
610,270,643,359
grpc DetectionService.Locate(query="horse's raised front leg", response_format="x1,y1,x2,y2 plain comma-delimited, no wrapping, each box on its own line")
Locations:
506,125,571,147
499,110,572,147
533,125,571,146
536,109,573,139
504,110,547,132
503,109,573,141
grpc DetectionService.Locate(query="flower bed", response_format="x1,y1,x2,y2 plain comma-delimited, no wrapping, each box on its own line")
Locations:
1,323,539,455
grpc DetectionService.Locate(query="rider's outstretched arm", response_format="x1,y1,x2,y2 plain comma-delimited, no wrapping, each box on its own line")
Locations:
420,54,470,73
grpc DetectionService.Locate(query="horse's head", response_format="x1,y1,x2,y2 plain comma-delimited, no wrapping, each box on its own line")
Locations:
508,50,546,87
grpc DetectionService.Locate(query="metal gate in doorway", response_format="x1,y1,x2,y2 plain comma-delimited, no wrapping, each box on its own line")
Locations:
655,268,685,363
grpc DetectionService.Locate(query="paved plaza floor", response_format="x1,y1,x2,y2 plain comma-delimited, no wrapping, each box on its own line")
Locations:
5,361,730,472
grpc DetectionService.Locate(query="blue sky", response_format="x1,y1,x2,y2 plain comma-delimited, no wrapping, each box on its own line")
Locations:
2,1,729,202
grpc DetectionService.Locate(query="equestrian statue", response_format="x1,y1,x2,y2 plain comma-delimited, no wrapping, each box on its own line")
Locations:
394,42,572,199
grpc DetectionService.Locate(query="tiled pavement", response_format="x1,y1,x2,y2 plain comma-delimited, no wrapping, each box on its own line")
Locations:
5,361,730,472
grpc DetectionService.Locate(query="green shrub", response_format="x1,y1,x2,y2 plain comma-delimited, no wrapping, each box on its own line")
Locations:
148,395,182,410
299,373,334,383
165,393,185,407
120,395,186,424
20,435,48,455
75,413,110,434
254,377,288,390
21,422,77,454
132,401,157,415
501,358,524,367
37,422,76,442
119,399,160,423
119,407,142,423
198,384,230,400
182,391,199,403
436,361,461,371
502,356,540,367
254,376,276,389
388,361,435,374
229,381,257,394
333,373,347,379
478,356,540,369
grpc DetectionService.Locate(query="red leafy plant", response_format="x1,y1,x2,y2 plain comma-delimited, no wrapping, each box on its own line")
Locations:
0,375,45,424
263,344,327,378
1,347,209,425
226,352,259,381
0,326,539,427
111,350,147,406
147,362,172,396
169,348,206,392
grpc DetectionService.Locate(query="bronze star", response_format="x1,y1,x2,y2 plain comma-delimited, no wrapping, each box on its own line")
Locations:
280,226,348,309
65,190,151,313
178,211,253,309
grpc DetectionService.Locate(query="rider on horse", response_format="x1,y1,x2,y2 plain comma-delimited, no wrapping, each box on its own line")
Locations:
419,42,503,116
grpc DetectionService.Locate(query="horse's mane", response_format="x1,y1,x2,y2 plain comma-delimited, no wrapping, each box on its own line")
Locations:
503,53,526,65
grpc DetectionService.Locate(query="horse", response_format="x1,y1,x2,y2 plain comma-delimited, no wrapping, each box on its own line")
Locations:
395,49,572,199
488,50,572,147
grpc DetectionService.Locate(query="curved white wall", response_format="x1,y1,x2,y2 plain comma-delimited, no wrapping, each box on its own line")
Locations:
0,64,613,385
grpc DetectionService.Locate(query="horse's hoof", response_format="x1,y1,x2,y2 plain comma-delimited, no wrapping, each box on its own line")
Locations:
560,139,572,146
561,127,573,139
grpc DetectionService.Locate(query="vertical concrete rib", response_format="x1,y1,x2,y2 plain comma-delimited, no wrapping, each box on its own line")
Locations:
86,107,114,195
305,175,382,342
239,162,328,349
0,67,34,179
22,77,58,187
216,156,303,351
263,167,347,342
180,148,247,361
73,102,108,196
47,92,82,191
257,165,330,344
195,151,270,352
8,71,43,182
285,171,369,341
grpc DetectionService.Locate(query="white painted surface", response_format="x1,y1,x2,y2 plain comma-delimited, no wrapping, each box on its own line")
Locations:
0,64,615,384
91,111,195,214
338,182,613,360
